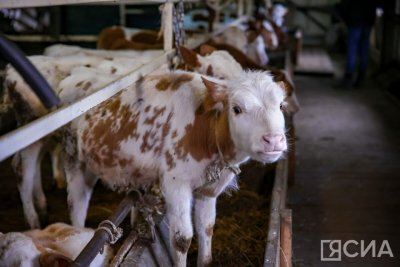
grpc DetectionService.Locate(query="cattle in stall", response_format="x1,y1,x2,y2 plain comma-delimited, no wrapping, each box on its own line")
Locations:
0,223,112,267
199,40,266,70
212,26,248,54
3,49,160,229
211,24,278,66
97,26,164,50
63,68,287,266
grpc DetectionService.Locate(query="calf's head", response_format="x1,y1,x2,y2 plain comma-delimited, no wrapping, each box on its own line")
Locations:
202,71,287,163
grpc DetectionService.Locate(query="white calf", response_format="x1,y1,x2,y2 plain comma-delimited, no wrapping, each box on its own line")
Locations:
0,223,112,267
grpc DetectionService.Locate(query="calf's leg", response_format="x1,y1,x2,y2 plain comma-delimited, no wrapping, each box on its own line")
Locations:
13,141,44,229
50,143,65,189
64,160,97,227
194,196,216,267
32,147,48,226
163,177,193,267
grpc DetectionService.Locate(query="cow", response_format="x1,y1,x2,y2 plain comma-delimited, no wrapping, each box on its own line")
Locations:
63,68,287,266
211,23,278,66
97,26,164,50
0,223,112,267
3,49,162,229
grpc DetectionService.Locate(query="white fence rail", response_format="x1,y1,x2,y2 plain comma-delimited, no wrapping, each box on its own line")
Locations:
0,50,172,161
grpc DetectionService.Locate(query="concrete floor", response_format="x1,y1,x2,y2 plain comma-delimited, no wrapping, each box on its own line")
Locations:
289,74,400,266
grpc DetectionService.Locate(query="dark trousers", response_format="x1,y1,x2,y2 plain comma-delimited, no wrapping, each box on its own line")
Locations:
345,26,372,75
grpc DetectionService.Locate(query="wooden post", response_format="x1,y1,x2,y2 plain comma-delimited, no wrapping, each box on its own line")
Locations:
280,209,292,267
287,116,296,187
163,1,174,51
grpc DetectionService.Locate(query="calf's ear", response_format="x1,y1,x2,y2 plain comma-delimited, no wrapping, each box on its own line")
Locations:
276,81,288,95
201,77,227,103
39,252,73,267
179,46,201,68
200,44,217,56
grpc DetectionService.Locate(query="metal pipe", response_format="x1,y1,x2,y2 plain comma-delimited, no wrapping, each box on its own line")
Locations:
0,33,59,108
71,191,140,267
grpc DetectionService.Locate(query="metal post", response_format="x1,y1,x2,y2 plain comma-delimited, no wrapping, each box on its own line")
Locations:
71,191,140,267
0,34,59,108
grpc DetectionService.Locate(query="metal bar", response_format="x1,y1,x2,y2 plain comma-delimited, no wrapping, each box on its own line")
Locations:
149,227,173,266
109,231,139,267
299,9,328,32
0,0,197,8
5,34,98,42
0,34,60,108
296,5,334,14
0,50,170,162
285,0,328,32
71,191,140,267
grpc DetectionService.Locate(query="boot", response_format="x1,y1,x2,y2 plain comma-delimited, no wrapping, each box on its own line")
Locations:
338,73,353,89
353,71,366,88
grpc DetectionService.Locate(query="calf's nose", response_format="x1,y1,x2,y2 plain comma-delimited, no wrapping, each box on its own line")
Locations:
262,133,286,152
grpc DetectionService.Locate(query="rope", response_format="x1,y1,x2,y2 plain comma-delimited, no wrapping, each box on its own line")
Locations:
97,219,123,245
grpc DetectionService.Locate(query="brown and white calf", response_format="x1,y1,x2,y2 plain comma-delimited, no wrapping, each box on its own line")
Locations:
0,223,112,267
64,69,287,266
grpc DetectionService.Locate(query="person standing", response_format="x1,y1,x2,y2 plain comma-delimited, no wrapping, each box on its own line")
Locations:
340,0,380,88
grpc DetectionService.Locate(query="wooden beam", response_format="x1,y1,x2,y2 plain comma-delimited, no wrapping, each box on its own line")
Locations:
280,209,292,267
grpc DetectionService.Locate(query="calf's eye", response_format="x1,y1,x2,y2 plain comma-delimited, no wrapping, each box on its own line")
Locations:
280,103,283,110
233,106,242,115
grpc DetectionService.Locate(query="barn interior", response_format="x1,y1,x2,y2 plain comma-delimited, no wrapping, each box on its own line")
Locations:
0,0,399,266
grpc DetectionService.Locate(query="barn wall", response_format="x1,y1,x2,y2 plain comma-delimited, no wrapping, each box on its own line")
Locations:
381,0,400,66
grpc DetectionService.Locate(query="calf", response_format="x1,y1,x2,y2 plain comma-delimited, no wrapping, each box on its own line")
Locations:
64,69,287,266
97,26,163,50
0,223,112,267
212,24,276,66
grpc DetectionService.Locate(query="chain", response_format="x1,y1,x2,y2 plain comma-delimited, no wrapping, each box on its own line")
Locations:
173,0,185,57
